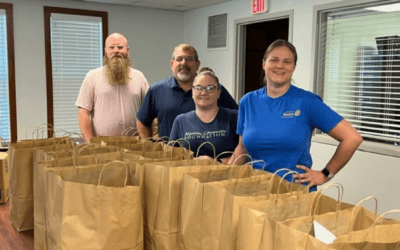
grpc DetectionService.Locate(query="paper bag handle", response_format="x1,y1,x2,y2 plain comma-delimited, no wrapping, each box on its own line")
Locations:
311,182,344,235
216,151,234,162
204,153,235,182
55,137,74,159
168,138,191,152
98,160,129,187
232,153,253,165
36,123,56,139
74,143,100,166
75,143,96,155
122,127,139,136
272,168,292,176
347,196,379,235
246,160,266,178
247,160,266,171
154,136,170,143
276,170,300,195
352,196,378,221
25,124,52,139
359,209,400,250
52,129,70,137
166,139,188,162
205,153,255,182
312,182,343,216
272,170,307,201
226,159,263,181
196,141,216,159
151,141,164,152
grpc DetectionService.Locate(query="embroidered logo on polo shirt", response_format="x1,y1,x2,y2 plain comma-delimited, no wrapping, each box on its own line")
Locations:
282,109,301,118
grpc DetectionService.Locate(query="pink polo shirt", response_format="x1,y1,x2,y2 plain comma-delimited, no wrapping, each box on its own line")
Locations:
76,66,149,136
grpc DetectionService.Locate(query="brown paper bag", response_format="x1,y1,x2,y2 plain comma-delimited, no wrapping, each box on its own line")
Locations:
44,161,143,250
34,154,99,250
274,196,398,250
236,187,354,250
0,153,9,204
182,172,309,250
34,149,145,250
8,137,72,231
143,158,219,250
178,164,255,250
325,210,400,250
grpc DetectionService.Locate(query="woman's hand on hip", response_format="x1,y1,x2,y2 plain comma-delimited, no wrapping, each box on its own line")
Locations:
294,165,330,187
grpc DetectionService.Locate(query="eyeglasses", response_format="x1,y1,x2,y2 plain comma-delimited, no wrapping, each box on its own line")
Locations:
173,56,196,63
192,85,218,93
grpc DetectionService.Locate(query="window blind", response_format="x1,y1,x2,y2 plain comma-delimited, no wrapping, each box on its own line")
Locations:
318,6,400,145
0,11,10,141
50,13,102,135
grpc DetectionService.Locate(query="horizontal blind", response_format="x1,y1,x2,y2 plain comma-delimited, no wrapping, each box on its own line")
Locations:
320,6,400,145
51,14,102,135
0,11,10,142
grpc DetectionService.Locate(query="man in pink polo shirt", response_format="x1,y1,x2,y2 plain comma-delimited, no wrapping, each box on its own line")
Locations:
76,33,149,142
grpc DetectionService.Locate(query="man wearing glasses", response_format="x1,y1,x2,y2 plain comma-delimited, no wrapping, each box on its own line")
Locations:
136,44,238,139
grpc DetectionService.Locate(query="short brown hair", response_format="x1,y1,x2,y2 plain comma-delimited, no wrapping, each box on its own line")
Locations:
172,44,199,61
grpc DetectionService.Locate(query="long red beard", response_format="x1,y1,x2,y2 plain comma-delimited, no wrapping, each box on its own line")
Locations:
104,56,132,85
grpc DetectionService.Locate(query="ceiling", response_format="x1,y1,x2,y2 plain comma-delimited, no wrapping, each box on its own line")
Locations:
73,0,233,11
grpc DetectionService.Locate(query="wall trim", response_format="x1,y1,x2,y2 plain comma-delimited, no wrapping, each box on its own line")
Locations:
232,9,294,101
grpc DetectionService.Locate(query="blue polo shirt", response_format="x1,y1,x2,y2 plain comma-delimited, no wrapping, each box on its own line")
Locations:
136,77,238,138
238,85,343,191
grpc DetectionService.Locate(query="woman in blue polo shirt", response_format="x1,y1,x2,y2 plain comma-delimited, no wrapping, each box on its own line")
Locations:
170,68,238,163
228,39,363,190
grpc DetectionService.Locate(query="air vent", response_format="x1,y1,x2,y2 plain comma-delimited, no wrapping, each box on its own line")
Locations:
208,13,227,49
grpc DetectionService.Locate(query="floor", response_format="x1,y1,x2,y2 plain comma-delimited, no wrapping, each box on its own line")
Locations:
0,201,34,250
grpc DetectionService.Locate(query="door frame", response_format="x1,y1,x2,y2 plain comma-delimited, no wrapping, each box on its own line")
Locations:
232,10,294,100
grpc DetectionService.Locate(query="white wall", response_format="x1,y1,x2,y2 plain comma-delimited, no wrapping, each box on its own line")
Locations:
7,0,400,217
184,0,400,218
9,0,183,140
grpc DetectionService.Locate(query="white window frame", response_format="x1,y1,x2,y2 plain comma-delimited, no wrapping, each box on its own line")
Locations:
311,0,400,158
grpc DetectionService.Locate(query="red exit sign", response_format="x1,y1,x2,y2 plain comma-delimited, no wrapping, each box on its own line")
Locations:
253,0,268,14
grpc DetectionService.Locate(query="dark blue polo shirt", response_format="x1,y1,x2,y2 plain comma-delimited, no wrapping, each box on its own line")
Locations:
136,77,238,138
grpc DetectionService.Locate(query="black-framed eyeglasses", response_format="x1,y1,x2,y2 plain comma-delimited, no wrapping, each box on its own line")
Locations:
173,56,195,63
192,85,218,93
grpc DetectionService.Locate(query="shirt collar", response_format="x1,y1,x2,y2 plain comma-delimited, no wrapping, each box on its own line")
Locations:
169,77,192,94
169,77,180,89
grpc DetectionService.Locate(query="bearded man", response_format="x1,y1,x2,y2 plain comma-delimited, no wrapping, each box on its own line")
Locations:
136,44,238,139
76,33,149,142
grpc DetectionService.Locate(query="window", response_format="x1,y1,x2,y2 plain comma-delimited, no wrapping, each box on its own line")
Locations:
44,7,107,137
0,3,16,143
313,0,400,153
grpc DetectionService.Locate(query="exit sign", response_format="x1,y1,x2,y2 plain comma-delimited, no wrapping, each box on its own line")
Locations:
253,0,268,14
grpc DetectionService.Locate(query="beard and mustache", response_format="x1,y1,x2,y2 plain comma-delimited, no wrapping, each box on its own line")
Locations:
176,65,194,83
104,55,132,85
